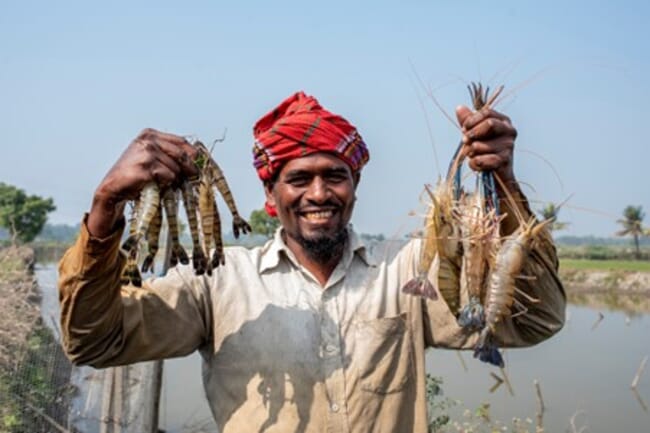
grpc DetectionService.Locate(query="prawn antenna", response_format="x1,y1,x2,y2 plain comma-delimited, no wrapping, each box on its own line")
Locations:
408,59,460,131
210,128,228,153
409,75,441,175
516,147,565,193
492,65,554,108
493,172,526,226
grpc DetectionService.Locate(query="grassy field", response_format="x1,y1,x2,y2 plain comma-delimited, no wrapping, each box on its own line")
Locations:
560,258,650,272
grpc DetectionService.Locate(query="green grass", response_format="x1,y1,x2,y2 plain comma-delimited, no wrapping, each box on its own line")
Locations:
0,255,23,275
560,258,650,272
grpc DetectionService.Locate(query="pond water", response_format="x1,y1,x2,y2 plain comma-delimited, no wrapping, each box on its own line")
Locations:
36,264,650,432
428,305,650,432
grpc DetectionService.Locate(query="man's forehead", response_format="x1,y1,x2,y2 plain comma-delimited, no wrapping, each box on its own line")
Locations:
278,152,352,175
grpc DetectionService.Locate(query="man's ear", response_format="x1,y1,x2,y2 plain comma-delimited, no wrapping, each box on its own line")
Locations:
353,172,361,189
264,182,276,208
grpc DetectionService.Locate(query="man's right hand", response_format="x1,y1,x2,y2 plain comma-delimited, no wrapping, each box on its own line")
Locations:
88,129,199,238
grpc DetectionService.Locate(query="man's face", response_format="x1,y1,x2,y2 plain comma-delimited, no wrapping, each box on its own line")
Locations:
265,152,360,258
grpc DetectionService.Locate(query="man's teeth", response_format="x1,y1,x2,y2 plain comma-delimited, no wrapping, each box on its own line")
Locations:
304,211,333,220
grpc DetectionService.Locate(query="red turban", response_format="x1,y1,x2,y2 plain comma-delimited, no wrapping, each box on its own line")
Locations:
252,91,370,216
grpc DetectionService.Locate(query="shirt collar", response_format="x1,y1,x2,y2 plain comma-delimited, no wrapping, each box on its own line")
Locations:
258,225,377,274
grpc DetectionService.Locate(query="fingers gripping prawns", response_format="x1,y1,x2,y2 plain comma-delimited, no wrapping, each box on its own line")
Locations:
117,137,251,281
403,83,503,307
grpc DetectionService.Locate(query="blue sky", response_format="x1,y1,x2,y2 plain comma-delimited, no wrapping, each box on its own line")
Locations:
1,0,648,237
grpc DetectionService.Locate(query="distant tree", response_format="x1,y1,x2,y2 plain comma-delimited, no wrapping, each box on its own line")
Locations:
615,205,647,259
249,208,280,238
36,222,81,242
0,182,56,244
537,203,568,232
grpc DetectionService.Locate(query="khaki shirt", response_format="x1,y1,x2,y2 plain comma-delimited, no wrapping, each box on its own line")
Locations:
59,215,565,433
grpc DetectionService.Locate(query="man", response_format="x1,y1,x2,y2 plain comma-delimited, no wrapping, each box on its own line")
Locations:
59,91,565,433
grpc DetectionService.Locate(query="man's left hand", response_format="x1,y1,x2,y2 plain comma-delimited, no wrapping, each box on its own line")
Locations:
455,105,517,185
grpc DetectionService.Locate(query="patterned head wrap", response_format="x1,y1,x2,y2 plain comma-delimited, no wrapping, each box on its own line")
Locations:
252,91,370,216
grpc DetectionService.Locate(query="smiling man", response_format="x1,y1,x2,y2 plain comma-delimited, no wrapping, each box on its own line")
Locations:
58,91,565,433
252,93,368,286
264,152,358,284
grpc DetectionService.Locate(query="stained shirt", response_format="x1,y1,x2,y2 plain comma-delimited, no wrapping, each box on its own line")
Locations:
58,213,565,433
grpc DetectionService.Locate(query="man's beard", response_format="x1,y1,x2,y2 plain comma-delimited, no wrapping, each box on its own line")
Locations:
294,228,349,264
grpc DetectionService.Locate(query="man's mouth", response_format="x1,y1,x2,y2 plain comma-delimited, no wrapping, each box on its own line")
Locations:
300,209,336,222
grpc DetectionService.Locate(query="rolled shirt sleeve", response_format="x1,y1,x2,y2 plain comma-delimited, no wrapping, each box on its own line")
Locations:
58,215,212,368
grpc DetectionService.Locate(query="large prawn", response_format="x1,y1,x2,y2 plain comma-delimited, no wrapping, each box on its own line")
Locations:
121,200,143,286
140,201,162,274
121,182,160,254
402,164,462,304
161,188,189,267
198,165,222,275
194,140,251,238
473,178,553,367
180,178,208,275
121,184,160,287
457,191,501,329
402,185,442,300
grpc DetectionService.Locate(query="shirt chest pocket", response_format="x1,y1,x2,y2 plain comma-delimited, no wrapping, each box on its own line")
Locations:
354,313,413,394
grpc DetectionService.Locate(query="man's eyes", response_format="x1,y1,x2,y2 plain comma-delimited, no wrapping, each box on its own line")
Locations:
285,173,348,186
326,173,348,183
286,176,310,186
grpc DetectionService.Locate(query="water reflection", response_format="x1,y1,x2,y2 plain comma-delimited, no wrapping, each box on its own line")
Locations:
632,388,648,413
568,290,650,315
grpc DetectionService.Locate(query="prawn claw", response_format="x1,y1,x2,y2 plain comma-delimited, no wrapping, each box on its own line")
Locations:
473,329,504,368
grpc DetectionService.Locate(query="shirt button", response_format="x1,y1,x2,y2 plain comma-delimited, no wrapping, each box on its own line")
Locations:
330,403,340,413
325,343,337,353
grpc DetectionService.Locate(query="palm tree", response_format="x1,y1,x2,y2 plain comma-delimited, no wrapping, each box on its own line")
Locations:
537,203,568,232
616,205,647,259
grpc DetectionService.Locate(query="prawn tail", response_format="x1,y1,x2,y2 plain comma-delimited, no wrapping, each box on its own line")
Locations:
473,328,504,368
402,275,439,300
121,234,141,253
169,251,178,268
130,270,143,288
211,248,225,269
121,261,143,288
173,245,190,265
232,215,252,239
119,270,130,286
140,254,155,274
192,249,208,276
457,297,485,330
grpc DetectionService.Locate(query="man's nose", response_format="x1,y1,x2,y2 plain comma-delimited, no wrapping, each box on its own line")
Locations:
305,177,330,203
